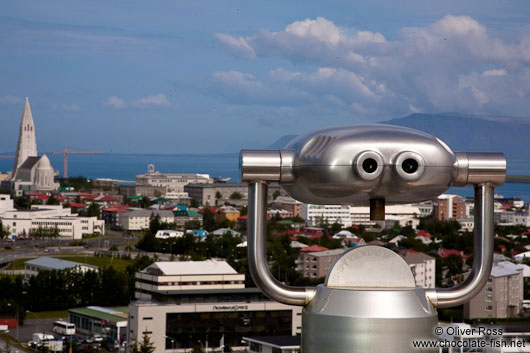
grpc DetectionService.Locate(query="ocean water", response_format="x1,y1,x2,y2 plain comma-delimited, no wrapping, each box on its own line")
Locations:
1,153,530,203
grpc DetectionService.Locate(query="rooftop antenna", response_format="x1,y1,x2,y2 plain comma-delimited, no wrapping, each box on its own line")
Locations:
240,124,505,353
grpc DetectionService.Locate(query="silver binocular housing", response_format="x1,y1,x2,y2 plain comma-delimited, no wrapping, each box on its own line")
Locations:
240,124,506,353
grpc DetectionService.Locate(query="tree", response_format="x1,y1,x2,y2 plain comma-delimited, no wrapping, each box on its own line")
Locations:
215,191,222,200
131,333,155,353
0,220,8,239
87,202,100,218
229,192,242,200
272,190,281,200
47,194,59,205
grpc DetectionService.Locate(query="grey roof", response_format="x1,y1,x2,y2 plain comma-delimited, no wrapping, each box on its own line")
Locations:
400,252,435,265
25,256,89,270
491,263,522,278
123,209,174,218
306,248,346,257
18,156,41,170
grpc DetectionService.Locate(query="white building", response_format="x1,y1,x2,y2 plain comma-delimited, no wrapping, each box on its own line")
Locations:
400,252,436,288
154,230,184,239
120,209,175,231
302,204,352,228
135,260,245,300
0,196,103,239
458,217,475,232
349,202,433,227
136,164,212,195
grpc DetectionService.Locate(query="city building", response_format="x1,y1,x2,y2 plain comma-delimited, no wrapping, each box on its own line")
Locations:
464,262,524,319
129,260,302,352
24,257,97,281
457,217,474,232
102,206,133,229
173,209,203,229
136,164,212,195
0,196,104,239
68,306,128,343
1,98,59,195
399,252,435,288
302,204,352,228
119,184,167,198
244,336,300,353
184,183,282,206
271,196,302,218
119,209,175,231
434,194,466,221
297,248,346,278
216,205,240,223
135,260,245,300
349,202,433,227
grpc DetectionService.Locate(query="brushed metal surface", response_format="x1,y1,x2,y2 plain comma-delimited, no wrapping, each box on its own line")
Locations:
302,286,438,353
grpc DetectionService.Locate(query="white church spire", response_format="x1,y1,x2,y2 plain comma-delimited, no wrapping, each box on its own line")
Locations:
12,97,38,177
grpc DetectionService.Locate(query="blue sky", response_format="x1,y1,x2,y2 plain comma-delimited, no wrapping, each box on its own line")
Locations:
1,0,530,154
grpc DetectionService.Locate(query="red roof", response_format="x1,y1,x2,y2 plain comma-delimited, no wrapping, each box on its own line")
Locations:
26,192,46,196
238,215,248,220
438,249,469,258
300,245,329,252
416,230,432,238
103,208,130,213
35,195,49,200
405,249,417,253
82,194,99,200
70,203,86,208
96,195,117,202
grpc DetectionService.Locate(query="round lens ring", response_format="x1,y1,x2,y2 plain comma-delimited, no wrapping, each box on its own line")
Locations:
402,158,418,174
362,158,378,174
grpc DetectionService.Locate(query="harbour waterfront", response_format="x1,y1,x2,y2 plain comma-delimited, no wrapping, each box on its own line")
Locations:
1,153,530,202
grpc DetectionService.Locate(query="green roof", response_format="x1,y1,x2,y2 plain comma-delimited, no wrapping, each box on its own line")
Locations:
127,195,143,199
277,220,294,225
68,307,128,323
174,209,202,217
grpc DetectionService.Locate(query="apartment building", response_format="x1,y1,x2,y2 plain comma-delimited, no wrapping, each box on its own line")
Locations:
464,262,524,319
297,248,346,278
119,209,175,231
399,252,435,288
184,183,283,206
349,202,433,227
434,194,466,221
302,204,352,228
271,196,302,218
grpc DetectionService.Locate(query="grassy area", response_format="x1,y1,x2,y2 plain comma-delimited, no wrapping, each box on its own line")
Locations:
57,255,133,272
6,256,134,272
25,310,69,320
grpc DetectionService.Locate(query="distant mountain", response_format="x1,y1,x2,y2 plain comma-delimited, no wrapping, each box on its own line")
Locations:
383,113,530,161
266,135,298,149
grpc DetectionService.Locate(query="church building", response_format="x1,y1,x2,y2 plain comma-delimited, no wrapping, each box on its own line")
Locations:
1,98,59,195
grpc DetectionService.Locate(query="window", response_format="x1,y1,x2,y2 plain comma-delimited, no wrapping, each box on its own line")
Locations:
486,305,493,311
143,317,153,320
250,342,262,352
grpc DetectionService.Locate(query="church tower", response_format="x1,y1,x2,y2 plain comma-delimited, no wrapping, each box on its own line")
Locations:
12,97,37,177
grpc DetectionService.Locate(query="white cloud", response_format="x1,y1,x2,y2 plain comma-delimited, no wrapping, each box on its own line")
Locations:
214,15,530,117
106,94,171,109
0,95,23,104
214,33,256,59
107,96,126,108
134,93,170,107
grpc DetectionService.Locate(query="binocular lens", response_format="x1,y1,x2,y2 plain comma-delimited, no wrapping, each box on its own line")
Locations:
362,158,378,173
402,159,419,174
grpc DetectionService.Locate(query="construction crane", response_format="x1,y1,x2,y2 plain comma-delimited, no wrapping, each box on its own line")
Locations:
51,147,104,178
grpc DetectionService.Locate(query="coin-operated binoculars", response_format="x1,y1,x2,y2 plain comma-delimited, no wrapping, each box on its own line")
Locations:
240,124,506,353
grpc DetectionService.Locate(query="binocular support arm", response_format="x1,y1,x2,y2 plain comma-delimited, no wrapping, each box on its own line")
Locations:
248,181,316,306
425,184,494,308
